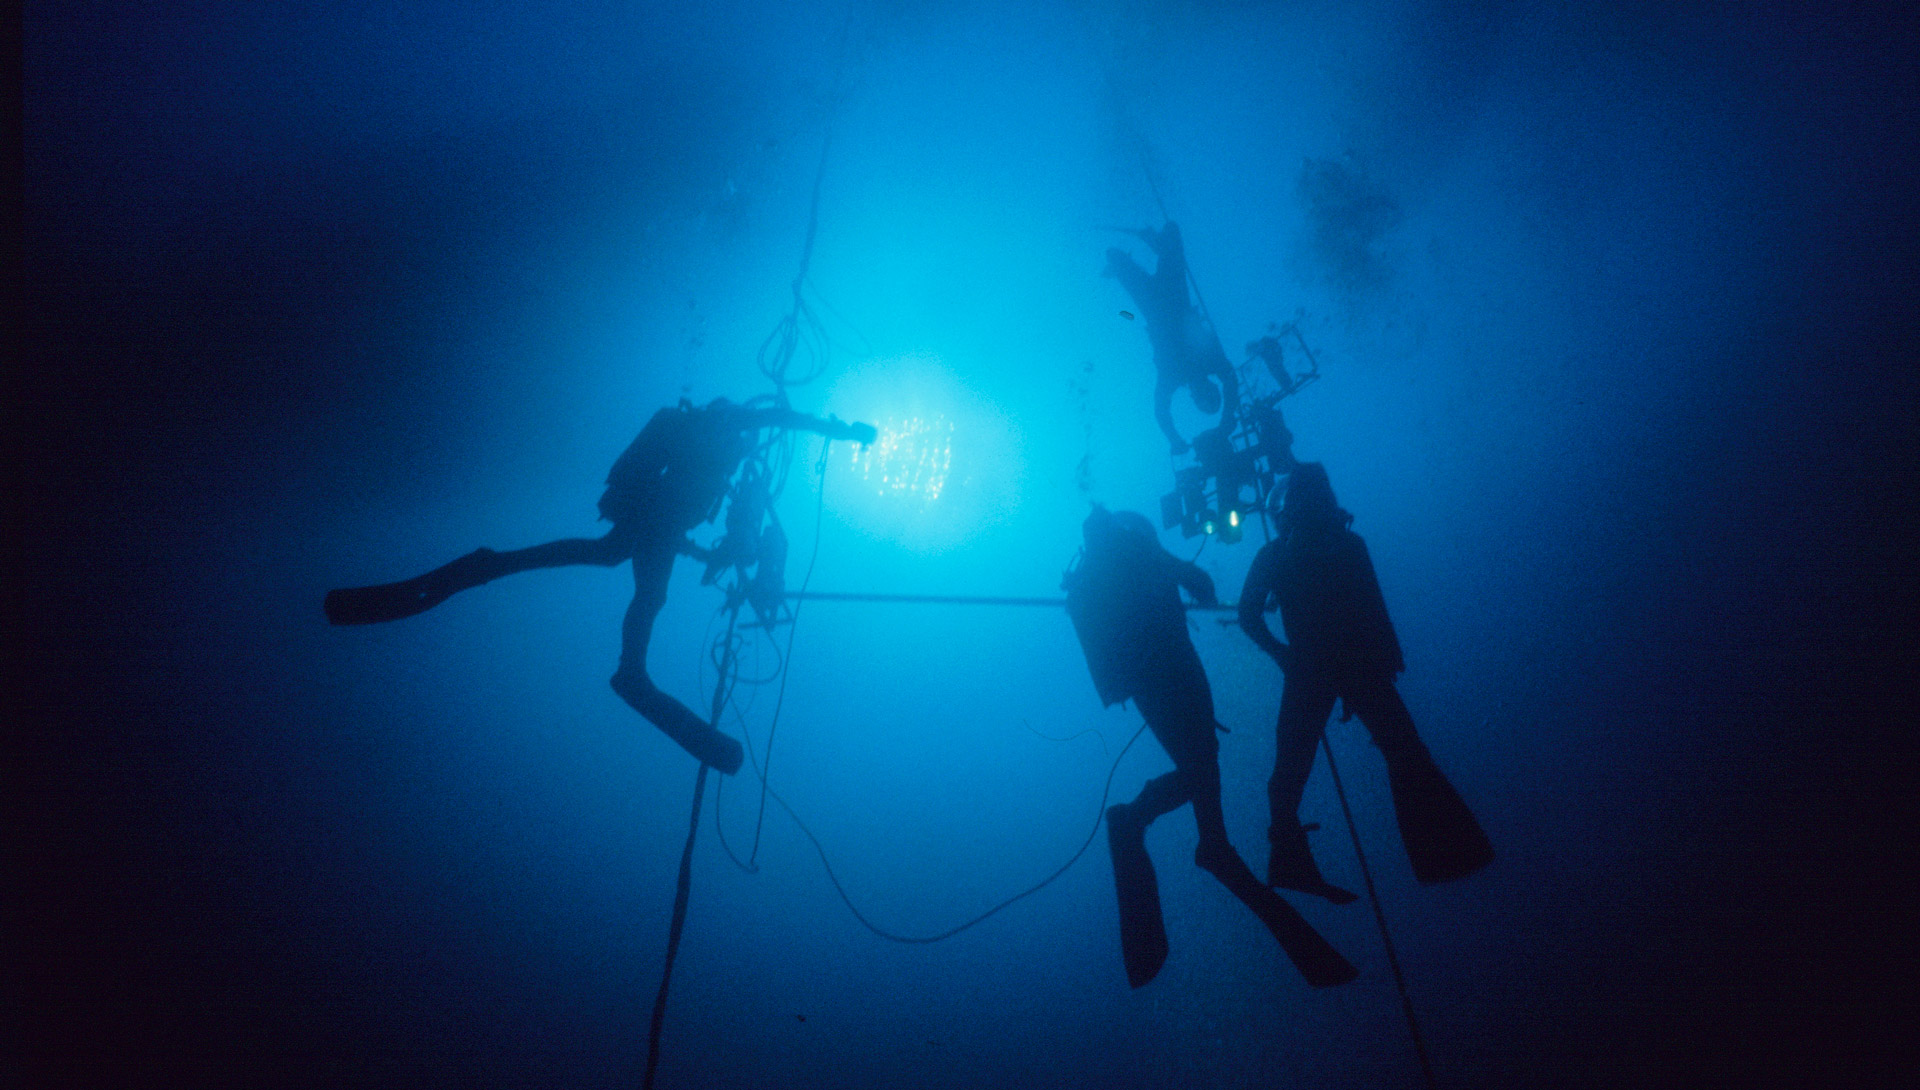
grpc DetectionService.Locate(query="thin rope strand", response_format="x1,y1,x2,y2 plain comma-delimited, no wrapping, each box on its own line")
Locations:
1322,733,1439,1090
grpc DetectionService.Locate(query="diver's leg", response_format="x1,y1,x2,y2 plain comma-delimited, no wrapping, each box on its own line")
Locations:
1118,660,1217,831
1121,770,1192,828
324,528,633,625
1265,678,1351,898
482,529,633,575
608,535,744,775
1343,679,1492,884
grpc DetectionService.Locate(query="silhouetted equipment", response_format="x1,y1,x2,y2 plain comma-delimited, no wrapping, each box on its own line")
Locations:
1161,321,1320,542
695,448,792,628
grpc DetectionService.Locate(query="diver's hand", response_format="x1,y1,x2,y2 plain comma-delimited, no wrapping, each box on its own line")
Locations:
820,416,876,444
1267,643,1297,676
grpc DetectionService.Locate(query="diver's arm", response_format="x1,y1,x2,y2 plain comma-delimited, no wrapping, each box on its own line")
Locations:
1237,543,1294,672
1173,559,1218,608
735,406,877,444
1155,373,1188,455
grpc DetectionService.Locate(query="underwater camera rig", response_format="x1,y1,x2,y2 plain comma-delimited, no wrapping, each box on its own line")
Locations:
1161,321,1321,543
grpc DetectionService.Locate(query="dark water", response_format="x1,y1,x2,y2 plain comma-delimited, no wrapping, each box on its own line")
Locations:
18,3,1918,1087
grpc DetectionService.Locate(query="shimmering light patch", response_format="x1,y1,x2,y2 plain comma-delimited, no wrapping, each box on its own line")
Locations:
849,414,955,503
818,352,1024,554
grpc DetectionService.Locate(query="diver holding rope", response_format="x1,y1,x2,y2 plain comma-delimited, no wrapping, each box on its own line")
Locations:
324,396,874,773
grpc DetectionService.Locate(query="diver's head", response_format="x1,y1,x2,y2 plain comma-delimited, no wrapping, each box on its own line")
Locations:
1189,377,1223,416
1083,505,1158,556
1280,462,1350,531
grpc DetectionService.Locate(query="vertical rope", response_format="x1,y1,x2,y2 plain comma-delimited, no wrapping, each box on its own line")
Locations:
744,444,831,865
642,763,708,1090
642,604,741,1089
1321,733,1439,1090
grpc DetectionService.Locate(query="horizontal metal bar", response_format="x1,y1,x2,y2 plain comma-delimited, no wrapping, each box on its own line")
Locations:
787,590,1238,612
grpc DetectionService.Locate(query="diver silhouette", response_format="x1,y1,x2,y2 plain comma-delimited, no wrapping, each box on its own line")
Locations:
1064,507,1356,989
1102,222,1239,456
324,397,876,774
1238,463,1494,900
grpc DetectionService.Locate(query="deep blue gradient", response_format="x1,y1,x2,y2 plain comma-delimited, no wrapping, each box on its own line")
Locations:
17,3,1919,1087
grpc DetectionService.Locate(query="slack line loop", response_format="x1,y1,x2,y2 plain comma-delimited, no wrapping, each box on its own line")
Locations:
763,723,1151,945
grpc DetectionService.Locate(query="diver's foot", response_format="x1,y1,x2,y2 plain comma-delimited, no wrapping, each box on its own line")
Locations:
1267,829,1358,905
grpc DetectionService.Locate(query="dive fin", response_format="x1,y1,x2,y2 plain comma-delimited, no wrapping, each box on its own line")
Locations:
609,672,746,776
1382,747,1494,884
671,725,744,776
1107,805,1169,988
323,550,501,626
324,580,450,625
1199,842,1359,988
1253,892,1360,988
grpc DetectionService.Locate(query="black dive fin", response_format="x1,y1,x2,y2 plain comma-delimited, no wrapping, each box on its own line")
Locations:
1201,843,1359,988
324,579,451,625
1382,747,1494,884
1253,892,1360,988
1107,807,1168,988
323,550,499,626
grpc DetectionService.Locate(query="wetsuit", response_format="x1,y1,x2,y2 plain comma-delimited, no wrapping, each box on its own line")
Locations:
1066,512,1352,987
1239,468,1491,886
325,400,872,774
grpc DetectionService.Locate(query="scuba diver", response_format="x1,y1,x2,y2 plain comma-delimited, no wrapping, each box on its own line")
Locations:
324,397,876,775
1064,507,1356,989
1237,463,1494,901
1103,222,1239,456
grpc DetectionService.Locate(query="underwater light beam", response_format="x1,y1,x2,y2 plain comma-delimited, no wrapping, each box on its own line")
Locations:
848,414,956,504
